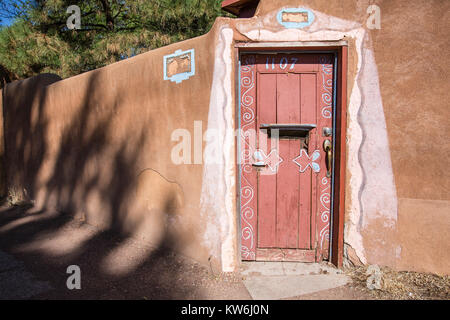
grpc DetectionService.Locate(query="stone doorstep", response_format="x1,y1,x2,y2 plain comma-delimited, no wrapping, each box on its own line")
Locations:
240,261,343,277
242,274,350,300
240,262,350,300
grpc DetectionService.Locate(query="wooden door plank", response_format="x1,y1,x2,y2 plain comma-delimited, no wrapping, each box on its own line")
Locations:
298,73,317,249
256,248,316,262
257,73,278,248
276,73,300,249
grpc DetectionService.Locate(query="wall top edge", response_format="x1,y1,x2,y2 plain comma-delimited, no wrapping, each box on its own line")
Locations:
234,40,348,48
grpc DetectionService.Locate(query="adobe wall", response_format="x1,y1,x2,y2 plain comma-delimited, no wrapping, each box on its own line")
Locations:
2,0,449,275
2,29,226,270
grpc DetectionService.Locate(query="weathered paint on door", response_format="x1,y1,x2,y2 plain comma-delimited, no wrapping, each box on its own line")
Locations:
239,53,334,262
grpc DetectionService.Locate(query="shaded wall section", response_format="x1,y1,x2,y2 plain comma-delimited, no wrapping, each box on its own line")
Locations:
2,27,222,268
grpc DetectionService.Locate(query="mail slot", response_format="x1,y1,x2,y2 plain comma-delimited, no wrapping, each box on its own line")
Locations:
260,123,316,139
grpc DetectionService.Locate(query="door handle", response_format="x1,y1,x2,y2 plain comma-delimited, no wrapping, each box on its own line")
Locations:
252,162,267,168
323,140,332,177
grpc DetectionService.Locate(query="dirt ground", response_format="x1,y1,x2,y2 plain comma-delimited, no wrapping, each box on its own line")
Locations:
0,204,251,300
0,204,447,300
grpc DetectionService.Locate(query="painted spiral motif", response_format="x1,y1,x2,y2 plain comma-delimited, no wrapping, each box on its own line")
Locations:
241,181,255,257
241,184,254,208
320,56,333,75
320,227,330,251
241,246,255,260
241,143,254,171
320,56,333,119
240,56,256,260
320,177,331,223
319,177,331,250
241,56,256,127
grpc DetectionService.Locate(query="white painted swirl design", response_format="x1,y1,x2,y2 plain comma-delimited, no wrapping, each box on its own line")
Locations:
241,56,256,130
240,56,256,260
319,177,331,250
320,56,333,119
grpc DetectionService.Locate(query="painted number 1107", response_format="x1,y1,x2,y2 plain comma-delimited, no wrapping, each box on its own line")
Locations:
266,56,298,70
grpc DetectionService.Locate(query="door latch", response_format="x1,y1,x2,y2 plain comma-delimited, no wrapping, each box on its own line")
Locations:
323,140,332,178
323,127,332,137
252,150,267,168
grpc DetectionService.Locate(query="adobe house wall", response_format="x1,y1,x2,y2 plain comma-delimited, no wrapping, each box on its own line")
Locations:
2,0,449,275
2,30,222,269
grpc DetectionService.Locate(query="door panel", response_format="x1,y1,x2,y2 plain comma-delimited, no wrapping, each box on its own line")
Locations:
240,53,334,262
298,73,316,249
257,73,277,248
275,73,301,249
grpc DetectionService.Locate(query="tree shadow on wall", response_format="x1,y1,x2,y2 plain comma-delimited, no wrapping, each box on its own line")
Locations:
0,70,202,299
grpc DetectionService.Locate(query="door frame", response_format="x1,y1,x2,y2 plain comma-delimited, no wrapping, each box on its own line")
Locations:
234,41,348,267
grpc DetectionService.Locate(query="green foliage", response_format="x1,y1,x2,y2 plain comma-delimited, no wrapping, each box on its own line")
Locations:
0,0,228,80
0,19,74,78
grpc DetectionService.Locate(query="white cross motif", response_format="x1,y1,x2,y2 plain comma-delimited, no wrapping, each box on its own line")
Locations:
253,149,283,174
293,149,321,173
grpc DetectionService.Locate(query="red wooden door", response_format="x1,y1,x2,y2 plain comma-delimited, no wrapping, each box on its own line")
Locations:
239,53,334,262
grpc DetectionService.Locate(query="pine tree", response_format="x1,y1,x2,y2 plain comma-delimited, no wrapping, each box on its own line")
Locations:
0,0,227,82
